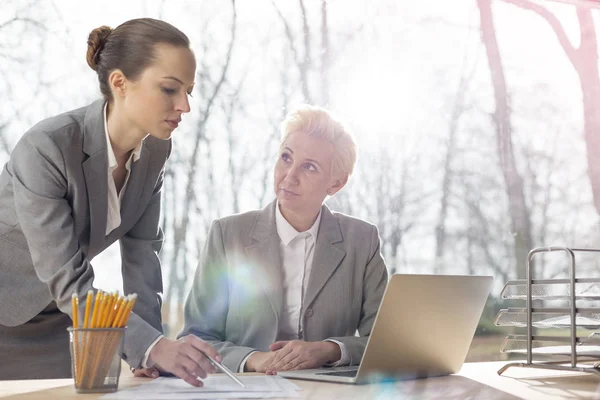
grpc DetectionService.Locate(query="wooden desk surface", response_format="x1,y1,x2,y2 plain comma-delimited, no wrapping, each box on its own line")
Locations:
1,361,599,399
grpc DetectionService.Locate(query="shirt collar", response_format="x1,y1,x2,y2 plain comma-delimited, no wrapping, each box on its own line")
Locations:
275,201,322,246
103,102,143,170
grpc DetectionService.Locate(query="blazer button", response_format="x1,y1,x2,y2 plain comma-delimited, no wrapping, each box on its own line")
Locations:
305,308,314,318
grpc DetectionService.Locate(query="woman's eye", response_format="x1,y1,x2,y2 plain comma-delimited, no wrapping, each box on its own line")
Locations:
161,87,177,95
304,163,317,172
281,153,291,162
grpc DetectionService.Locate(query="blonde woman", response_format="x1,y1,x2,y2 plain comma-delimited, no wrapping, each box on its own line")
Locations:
180,105,388,373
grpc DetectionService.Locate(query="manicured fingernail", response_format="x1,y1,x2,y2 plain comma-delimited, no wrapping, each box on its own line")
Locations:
152,371,158,378
215,355,222,362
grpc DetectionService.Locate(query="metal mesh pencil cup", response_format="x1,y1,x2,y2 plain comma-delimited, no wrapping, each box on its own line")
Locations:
68,327,125,393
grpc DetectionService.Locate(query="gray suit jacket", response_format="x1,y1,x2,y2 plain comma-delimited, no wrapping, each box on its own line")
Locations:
179,200,388,371
0,99,170,368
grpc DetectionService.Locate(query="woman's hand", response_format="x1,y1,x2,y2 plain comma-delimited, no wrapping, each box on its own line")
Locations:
148,335,220,387
245,351,280,373
132,366,160,378
265,340,341,373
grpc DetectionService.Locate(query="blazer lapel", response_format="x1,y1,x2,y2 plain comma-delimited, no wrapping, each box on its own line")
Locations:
119,143,151,225
82,100,108,253
245,201,284,320
303,205,346,310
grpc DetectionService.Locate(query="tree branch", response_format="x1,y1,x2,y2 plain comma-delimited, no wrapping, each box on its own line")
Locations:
502,0,578,62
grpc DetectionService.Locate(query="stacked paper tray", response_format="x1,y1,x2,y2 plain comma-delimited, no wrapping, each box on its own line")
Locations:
495,308,600,329
501,279,600,300
501,334,600,359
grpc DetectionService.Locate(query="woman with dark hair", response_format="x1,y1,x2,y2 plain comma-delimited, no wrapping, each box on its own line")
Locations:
0,18,218,386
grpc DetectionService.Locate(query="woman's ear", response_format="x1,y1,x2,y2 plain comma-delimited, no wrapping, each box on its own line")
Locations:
327,174,349,196
108,69,127,98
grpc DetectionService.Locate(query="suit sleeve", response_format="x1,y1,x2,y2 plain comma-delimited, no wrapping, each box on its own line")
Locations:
11,133,97,322
119,151,169,367
328,224,388,364
178,220,256,371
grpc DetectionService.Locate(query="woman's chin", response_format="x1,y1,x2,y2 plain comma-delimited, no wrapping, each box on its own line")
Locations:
277,198,301,212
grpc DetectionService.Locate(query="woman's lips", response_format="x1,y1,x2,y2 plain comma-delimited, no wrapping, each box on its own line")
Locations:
166,120,179,129
279,188,299,196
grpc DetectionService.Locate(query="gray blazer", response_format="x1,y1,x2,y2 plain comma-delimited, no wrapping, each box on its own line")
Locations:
179,200,388,371
0,99,170,368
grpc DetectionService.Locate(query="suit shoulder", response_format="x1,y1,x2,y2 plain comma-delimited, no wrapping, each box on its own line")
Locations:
25,106,86,140
329,210,382,255
215,208,261,232
17,106,88,154
12,106,88,160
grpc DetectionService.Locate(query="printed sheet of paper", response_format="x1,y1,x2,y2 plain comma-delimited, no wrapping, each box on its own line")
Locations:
102,376,301,399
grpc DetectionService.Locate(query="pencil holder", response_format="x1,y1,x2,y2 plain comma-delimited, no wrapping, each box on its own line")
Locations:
68,327,125,393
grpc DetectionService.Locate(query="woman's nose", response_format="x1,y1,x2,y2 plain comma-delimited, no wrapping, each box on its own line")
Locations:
177,93,191,113
283,165,300,185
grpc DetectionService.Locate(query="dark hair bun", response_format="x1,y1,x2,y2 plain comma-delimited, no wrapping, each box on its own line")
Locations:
86,25,112,71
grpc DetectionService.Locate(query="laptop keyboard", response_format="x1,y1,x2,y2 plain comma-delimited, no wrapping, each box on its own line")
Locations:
316,370,358,378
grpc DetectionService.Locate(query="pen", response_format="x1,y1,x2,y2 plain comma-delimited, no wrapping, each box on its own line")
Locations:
201,351,246,388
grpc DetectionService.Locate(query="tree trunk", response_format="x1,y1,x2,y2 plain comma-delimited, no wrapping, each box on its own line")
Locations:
504,1,600,221
433,69,470,274
163,0,238,315
320,0,329,106
575,10,600,217
478,0,533,279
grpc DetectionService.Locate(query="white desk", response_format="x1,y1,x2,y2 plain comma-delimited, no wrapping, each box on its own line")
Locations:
1,361,599,399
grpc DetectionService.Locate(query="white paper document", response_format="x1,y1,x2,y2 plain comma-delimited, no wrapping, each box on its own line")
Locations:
102,375,301,399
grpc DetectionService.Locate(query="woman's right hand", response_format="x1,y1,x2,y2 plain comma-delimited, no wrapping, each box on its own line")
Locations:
148,335,220,387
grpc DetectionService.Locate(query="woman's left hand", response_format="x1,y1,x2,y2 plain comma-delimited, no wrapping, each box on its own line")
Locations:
265,340,341,374
132,366,160,378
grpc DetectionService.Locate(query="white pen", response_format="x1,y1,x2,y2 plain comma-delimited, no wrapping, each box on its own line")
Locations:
201,351,246,388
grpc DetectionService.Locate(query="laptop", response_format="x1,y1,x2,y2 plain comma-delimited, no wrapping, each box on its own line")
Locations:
278,274,493,384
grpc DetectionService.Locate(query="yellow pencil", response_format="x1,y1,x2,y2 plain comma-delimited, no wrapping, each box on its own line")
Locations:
116,294,136,328
114,295,130,328
83,290,93,328
111,295,128,328
99,291,113,328
72,293,81,386
99,293,110,328
78,290,93,387
90,291,104,329
71,293,79,329
108,292,119,326
107,295,124,327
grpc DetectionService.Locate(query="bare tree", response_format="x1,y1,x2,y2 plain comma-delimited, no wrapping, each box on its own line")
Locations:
433,53,478,274
501,1,600,222
223,75,250,215
477,0,533,279
341,144,433,274
256,0,337,205
272,0,313,103
0,1,54,156
320,0,329,106
464,174,511,284
162,0,238,322
258,48,295,207
271,0,342,106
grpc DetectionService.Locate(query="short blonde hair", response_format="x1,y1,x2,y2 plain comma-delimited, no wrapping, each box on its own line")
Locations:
279,104,357,177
